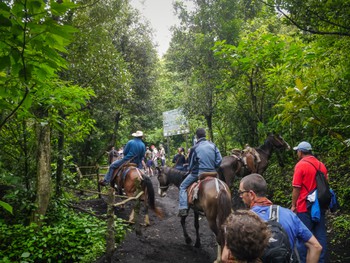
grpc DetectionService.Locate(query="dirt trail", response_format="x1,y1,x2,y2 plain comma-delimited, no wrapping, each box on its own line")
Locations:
96,176,218,263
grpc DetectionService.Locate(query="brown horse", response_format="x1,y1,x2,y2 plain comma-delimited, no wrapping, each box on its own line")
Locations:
156,166,232,263
112,165,162,226
218,133,290,188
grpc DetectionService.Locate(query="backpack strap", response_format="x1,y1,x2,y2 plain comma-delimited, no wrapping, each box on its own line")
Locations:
302,159,319,171
269,205,280,222
302,160,323,193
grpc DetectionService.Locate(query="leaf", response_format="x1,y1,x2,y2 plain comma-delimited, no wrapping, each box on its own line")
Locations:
0,56,11,70
0,200,13,214
21,252,30,258
0,13,11,27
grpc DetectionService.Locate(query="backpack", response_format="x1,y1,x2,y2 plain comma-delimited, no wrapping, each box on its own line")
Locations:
261,205,292,263
304,160,331,209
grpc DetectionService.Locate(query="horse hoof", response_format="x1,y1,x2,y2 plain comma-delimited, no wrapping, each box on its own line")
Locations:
127,220,135,225
185,237,192,244
140,223,150,227
194,242,201,248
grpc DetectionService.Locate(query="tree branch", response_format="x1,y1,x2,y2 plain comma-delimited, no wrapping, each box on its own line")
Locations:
276,7,350,37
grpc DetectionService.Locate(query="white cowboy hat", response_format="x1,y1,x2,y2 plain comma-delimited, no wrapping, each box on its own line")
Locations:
131,130,143,137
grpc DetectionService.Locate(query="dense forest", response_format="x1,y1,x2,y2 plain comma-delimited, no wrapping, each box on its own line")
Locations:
1,0,350,262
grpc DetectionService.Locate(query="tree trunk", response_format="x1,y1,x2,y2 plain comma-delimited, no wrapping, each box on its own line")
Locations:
56,126,64,197
205,114,214,142
32,122,51,225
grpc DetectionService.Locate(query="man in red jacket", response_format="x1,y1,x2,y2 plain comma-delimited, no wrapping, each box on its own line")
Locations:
292,141,328,263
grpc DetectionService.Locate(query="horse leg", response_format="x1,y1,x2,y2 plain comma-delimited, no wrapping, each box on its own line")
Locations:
180,216,192,244
194,211,201,248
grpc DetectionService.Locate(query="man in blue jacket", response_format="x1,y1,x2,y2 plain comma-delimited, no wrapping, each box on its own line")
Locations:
99,130,146,186
178,128,222,217
239,173,322,263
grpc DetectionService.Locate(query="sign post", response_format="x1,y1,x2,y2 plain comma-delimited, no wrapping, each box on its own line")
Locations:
163,109,189,157
163,109,189,137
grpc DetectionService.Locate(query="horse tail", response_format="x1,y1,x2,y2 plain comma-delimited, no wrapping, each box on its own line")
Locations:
216,188,232,245
142,176,163,218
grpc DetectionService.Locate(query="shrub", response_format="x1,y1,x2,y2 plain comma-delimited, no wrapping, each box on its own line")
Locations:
0,207,129,262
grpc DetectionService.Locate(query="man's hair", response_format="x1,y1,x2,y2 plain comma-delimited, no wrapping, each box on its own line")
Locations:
300,149,312,155
224,210,270,262
196,128,206,139
240,173,267,197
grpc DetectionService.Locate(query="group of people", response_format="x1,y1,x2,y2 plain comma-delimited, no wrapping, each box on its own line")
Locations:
143,144,166,176
176,129,327,263
100,131,167,185
100,128,329,263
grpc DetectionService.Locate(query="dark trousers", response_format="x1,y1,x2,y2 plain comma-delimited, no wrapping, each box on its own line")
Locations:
297,211,327,263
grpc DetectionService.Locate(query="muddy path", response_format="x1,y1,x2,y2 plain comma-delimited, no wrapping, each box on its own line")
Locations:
95,176,219,263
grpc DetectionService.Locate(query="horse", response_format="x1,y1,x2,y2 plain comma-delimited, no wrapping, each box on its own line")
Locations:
111,164,163,226
218,132,290,188
156,166,232,263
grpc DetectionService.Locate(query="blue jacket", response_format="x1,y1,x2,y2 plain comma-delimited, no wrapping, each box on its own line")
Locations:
188,138,222,175
123,138,146,166
252,205,313,249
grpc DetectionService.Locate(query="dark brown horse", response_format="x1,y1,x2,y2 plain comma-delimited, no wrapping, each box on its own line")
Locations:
112,165,162,225
218,133,290,188
156,166,231,263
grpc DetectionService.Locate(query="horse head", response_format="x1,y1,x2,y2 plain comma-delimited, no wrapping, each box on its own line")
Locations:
156,166,169,197
266,132,290,151
266,133,290,167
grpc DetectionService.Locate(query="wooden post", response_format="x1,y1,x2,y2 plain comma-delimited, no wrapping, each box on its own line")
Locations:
96,165,102,199
166,136,170,161
106,187,115,262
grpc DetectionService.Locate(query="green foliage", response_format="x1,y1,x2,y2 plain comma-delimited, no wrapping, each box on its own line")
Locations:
0,207,129,263
329,214,350,242
65,0,160,164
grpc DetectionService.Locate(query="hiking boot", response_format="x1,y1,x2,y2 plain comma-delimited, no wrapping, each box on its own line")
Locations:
177,209,188,217
98,180,108,186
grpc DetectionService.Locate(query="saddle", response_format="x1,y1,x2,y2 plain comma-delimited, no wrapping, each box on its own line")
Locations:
112,163,140,192
231,149,260,174
187,172,218,205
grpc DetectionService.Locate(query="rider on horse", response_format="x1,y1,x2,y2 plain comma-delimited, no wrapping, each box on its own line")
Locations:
177,128,222,217
99,130,146,186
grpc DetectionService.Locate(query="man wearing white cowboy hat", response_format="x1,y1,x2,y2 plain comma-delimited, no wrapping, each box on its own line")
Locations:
99,130,146,186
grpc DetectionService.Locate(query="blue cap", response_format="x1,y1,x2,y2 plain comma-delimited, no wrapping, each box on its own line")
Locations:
293,141,312,151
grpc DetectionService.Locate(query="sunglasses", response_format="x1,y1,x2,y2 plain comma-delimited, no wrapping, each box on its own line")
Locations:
238,190,250,195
